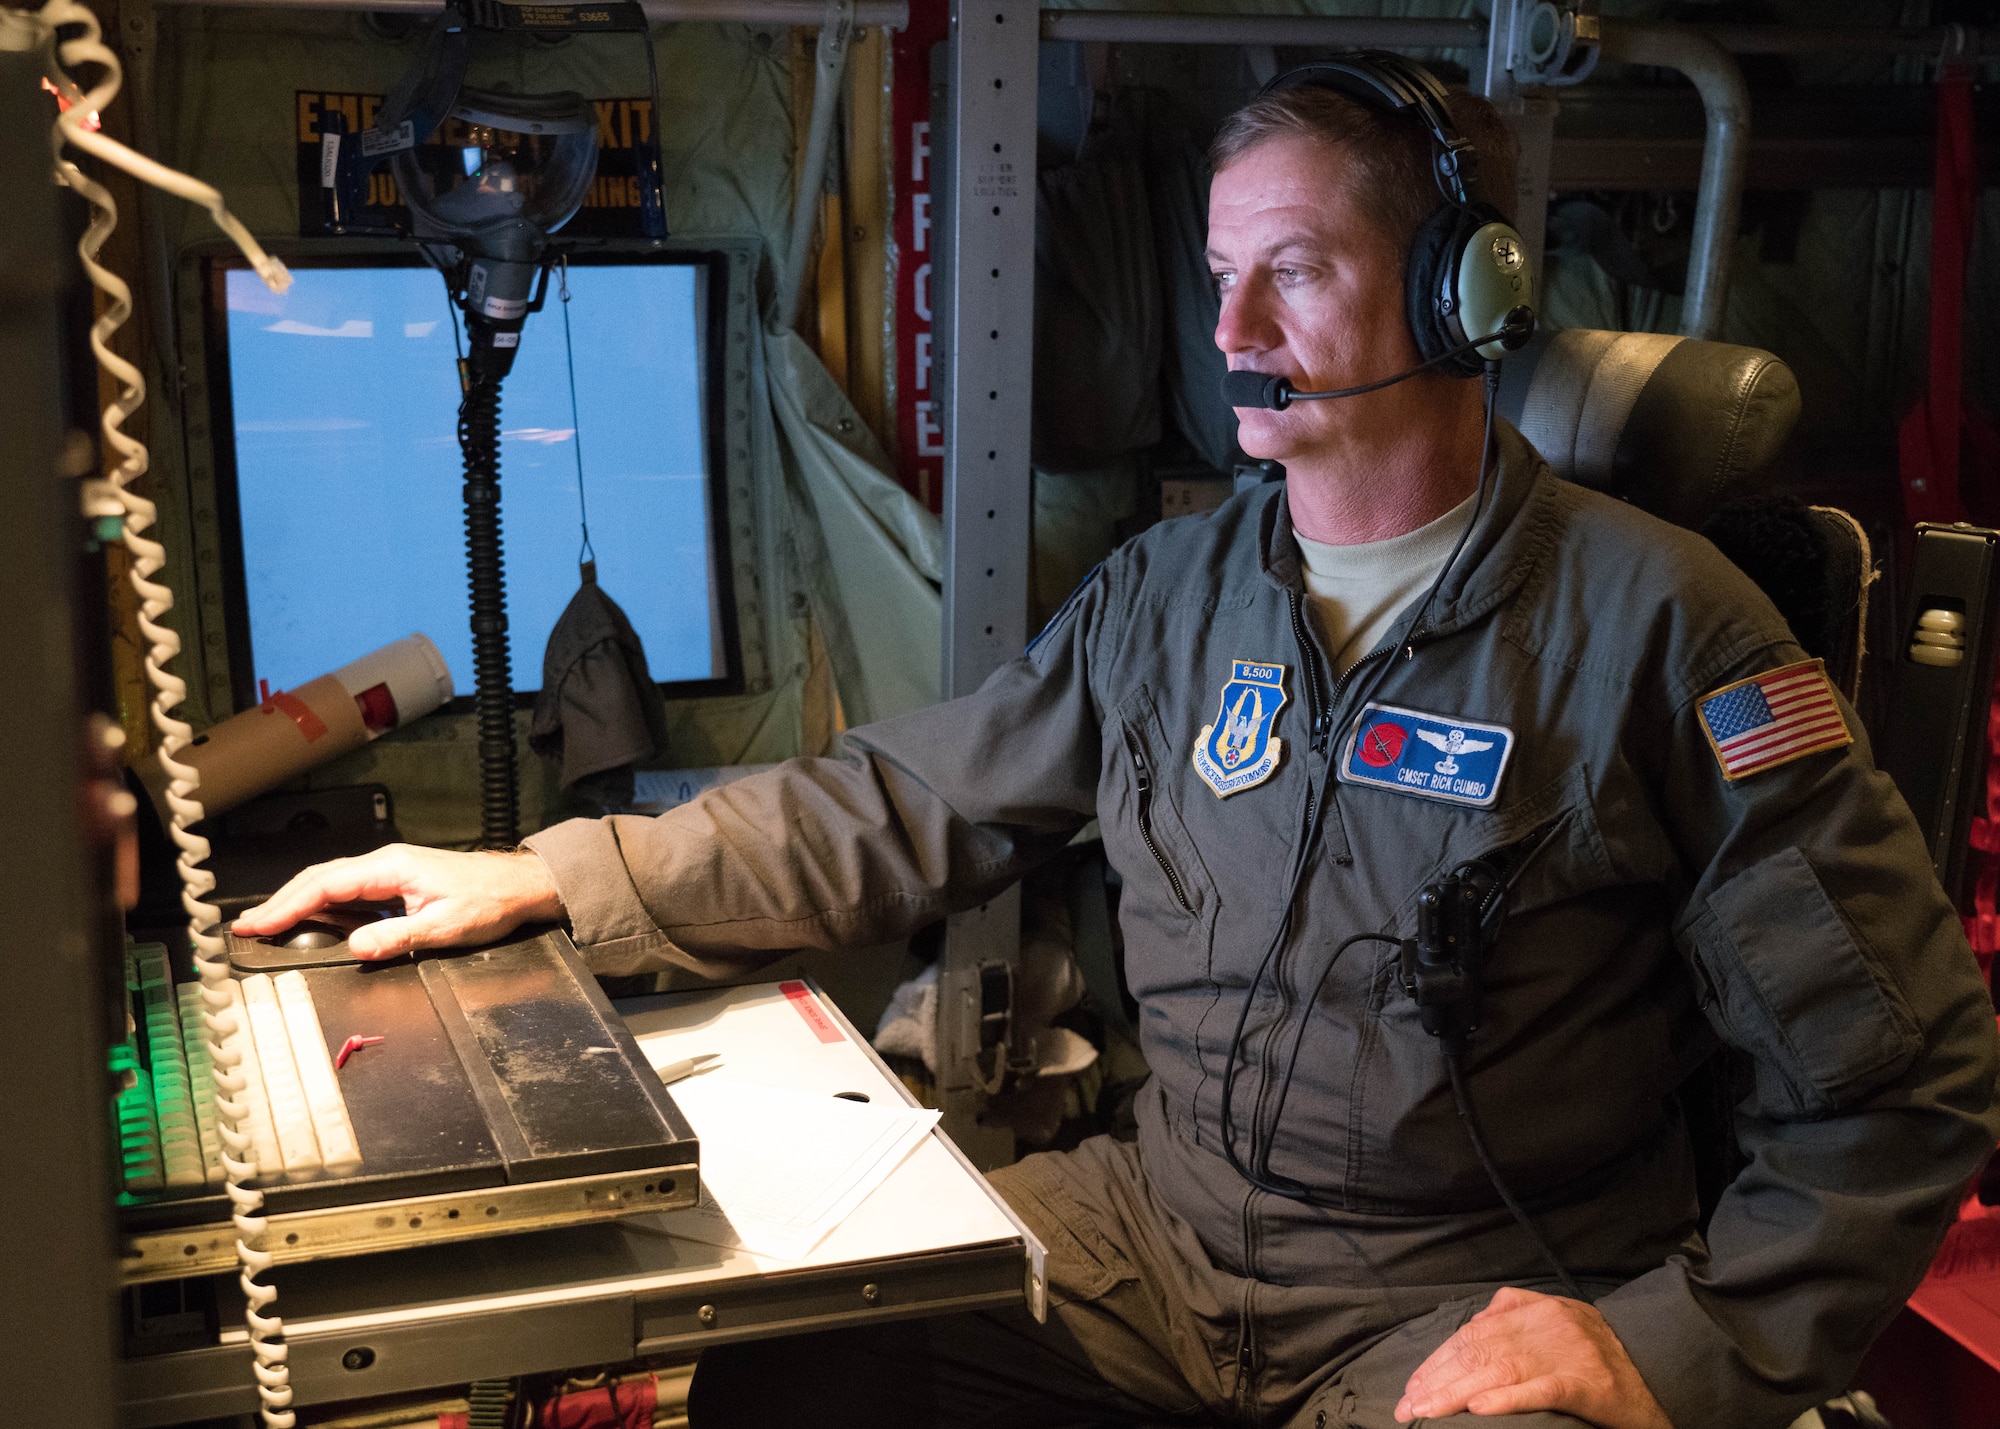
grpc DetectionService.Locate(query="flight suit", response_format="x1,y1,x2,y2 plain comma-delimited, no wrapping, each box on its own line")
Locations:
527,424,2000,1428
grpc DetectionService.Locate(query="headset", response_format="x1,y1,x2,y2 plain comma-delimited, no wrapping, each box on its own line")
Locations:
1219,52,1537,411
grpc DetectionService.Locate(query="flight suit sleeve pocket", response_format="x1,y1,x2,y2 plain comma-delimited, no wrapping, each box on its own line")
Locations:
1686,846,1922,1117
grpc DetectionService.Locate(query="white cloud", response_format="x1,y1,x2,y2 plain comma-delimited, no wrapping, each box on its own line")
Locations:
264,318,374,338
228,285,284,317
404,321,439,338
503,427,576,445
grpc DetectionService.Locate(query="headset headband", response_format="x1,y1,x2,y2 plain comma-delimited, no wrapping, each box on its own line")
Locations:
1258,53,1480,210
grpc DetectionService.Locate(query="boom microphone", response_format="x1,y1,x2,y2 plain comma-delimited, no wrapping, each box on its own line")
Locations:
1222,308,1534,410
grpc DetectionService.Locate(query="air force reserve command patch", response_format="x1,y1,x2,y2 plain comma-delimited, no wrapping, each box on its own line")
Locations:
1338,703,1514,808
1696,657,1851,780
1193,660,1288,798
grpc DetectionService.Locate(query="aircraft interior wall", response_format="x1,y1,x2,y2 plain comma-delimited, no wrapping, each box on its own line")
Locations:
99,0,1999,849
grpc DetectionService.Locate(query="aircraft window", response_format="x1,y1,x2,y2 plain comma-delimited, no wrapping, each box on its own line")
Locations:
208,256,731,704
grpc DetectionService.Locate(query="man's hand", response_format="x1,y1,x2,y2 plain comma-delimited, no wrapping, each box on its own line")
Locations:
1395,1287,1671,1429
231,844,564,959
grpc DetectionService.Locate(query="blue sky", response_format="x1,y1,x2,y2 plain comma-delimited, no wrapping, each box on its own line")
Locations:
224,262,718,700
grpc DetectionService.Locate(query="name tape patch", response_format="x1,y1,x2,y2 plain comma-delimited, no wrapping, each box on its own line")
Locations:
1193,659,1288,798
1696,657,1851,781
1338,702,1514,808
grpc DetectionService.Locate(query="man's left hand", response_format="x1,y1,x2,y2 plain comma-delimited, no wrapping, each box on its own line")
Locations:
1395,1286,1671,1428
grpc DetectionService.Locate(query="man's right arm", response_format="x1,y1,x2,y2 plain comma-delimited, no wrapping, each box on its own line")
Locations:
236,568,1117,974
528,571,1115,977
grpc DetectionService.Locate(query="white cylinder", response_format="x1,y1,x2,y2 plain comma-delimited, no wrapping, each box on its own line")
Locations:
331,634,454,740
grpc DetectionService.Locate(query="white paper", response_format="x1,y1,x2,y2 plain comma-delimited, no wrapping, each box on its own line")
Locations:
656,1078,939,1261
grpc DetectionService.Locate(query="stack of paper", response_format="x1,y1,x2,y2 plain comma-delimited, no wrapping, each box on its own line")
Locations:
658,1078,939,1261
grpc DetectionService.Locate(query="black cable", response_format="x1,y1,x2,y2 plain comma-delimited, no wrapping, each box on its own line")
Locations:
458,367,518,847
1257,930,1404,1187
639,25,669,237
557,258,595,571
445,274,465,365
1217,361,1504,1196
1223,316,1530,411
1445,1052,1584,1299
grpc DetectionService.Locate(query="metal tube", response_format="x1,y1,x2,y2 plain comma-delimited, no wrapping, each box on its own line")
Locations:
1598,23,1750,341
1039,11,1485,48
150,0,910,26
779,0,855,329
1036,10,1997,59
1703,23,2000,57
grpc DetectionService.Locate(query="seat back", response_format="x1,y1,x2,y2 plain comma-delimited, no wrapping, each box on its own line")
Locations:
1496,327,1800,529
1497,327,1875,698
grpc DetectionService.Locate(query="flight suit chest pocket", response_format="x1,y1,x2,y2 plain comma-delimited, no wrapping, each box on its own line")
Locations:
1685,846,1922,1117
1112,686,1215,923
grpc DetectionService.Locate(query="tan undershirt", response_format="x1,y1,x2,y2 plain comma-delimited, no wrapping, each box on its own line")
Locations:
1294,493,1477,676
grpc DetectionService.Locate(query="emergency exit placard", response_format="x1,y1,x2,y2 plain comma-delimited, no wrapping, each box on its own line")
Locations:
294,90,660,239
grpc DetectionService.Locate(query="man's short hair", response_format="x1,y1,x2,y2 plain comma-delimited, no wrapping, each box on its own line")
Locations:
1209,82,1519,265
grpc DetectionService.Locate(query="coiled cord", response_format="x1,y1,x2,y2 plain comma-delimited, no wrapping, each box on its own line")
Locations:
458,371,519,847
38,9,295,1423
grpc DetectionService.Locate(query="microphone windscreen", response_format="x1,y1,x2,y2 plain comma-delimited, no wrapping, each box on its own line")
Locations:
1221,369,1286,410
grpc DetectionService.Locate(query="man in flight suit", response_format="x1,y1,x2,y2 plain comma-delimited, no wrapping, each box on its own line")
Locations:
240,66,2000,1429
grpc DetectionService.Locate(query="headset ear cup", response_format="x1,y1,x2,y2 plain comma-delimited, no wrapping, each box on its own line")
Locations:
1406,204,1479,375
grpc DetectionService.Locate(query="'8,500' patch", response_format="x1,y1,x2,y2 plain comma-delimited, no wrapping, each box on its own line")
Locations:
1193,660,1288,798
1337,702,1514,808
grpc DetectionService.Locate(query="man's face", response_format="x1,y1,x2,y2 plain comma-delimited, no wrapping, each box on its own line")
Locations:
1207,133,1421,464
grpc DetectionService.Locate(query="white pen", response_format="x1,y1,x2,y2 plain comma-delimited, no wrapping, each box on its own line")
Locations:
655,1052,722,1086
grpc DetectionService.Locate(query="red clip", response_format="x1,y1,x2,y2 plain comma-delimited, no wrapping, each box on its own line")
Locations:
335,1034,386,1069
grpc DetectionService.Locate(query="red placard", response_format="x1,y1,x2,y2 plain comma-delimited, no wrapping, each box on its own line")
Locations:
780,980,846,1043
891,0,951,511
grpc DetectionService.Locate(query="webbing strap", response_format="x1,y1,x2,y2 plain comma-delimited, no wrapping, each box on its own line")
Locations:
1571,331,1686,483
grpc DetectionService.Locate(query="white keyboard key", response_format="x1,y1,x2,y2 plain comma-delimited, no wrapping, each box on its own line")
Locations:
177,984,226,1186
273,971,361,1173
217,980,285,1177
241,974,322,1174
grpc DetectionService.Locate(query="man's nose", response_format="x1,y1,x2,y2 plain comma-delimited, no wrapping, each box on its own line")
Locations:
1214,281,1276,358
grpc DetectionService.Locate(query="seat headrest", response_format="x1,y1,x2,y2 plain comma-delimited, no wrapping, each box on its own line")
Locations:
1496,328,1802,530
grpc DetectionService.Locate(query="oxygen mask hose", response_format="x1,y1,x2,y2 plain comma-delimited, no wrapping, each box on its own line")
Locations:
458,364,519,847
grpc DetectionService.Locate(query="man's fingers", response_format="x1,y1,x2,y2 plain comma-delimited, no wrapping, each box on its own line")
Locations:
1464,1375,1573,1417
232,852,412,933
346,907,449,959
1399,1327,1530,1421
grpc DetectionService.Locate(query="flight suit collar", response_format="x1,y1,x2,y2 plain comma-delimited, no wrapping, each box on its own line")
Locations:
1259,420,1557,643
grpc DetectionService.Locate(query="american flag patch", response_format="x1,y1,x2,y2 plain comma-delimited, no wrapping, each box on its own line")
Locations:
1696,658,1853,781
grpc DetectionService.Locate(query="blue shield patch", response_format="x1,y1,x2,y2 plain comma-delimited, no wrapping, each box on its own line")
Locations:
1337,702,1513,809
1193,660,1288,798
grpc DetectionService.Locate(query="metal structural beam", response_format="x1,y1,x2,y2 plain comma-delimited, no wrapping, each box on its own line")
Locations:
1479,0,1558,280
1700,23,2000,56
779,0,856,328
151,0,911,25
935,0,1038,1164
1040,9,2000,59
1039,10,1483,48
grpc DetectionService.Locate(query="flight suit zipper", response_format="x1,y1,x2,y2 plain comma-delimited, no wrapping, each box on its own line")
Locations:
1241,593,1352,1193
1125,726,1194,915
1244,596,1433,1189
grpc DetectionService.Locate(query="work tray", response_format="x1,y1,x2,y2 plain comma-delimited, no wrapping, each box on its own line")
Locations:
117,927,699,1284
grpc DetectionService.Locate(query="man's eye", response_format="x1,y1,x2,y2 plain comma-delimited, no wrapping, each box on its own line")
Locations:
1210,271,1234,292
